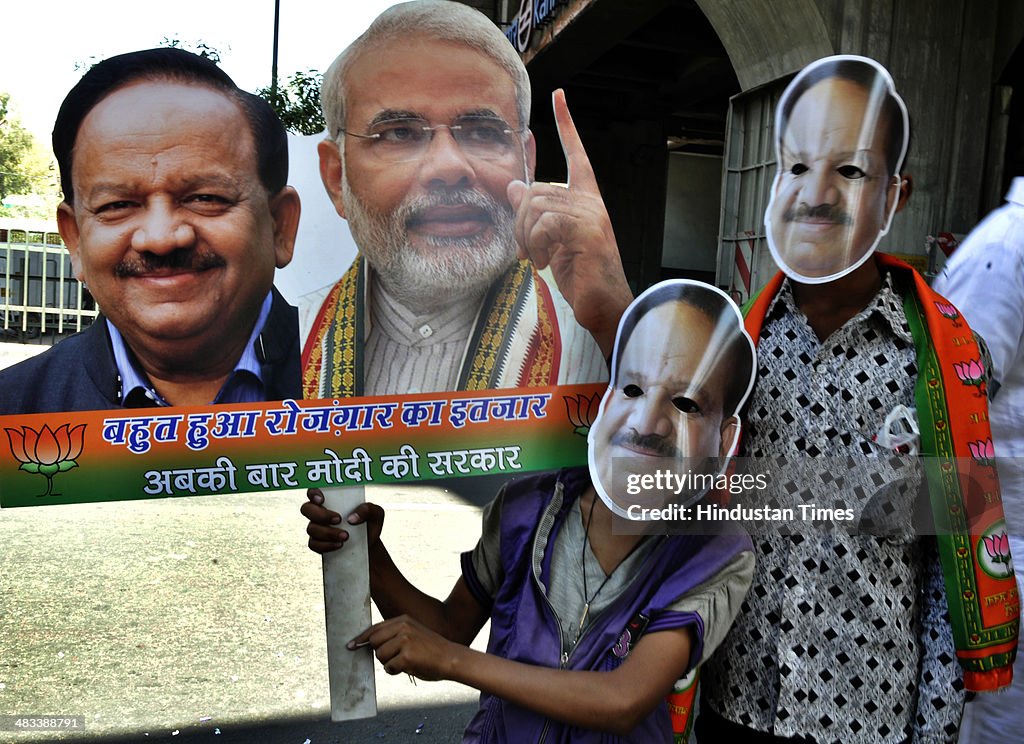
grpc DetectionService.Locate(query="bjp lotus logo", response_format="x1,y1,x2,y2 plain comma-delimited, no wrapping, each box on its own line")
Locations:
952,359,986,397
968,438,995,468
934,301,961,326
564,392,600,437
977,522,1014,579
5,423,86,498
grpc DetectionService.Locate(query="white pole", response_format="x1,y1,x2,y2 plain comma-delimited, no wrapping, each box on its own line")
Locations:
320,485,377,721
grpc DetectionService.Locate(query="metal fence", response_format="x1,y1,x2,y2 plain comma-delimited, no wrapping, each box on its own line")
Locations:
0,221,97,343
715,78,789,305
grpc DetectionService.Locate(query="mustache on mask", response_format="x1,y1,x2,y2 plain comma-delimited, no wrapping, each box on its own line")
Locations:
610,430,681,458
782,203,853,225
115,248,226,277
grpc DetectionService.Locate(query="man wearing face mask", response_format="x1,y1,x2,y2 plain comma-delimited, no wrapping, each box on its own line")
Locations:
697,56,1017,744
765,56,910,284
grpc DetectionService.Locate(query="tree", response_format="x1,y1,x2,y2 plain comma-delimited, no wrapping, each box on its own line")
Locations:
158,37,326,135
0,93,58,218
159,36,222,64
0,93,36,201
75,38,325,140
256,70,325,136
74,36,223,73
159,37,326,135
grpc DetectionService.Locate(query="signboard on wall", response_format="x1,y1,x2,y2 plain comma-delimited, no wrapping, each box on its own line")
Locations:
505,0,568,53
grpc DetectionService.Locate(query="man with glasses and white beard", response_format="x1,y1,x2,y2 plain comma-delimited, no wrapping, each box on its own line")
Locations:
302,0,632,398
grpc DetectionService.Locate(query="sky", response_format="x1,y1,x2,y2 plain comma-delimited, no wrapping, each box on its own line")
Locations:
3,0,404,140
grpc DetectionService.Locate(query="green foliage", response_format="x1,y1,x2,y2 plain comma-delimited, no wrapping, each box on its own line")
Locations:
0,93,59,218
157,38,327,135
74,36,224,72
71,38,327,144
160,36,223,64
0,93,36,201
257,70,326,136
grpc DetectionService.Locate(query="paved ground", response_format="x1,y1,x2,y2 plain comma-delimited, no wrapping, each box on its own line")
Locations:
0,342,47,370
0,479,503,743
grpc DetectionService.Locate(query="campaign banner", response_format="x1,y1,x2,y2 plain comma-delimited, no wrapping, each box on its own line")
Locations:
0,384,604,508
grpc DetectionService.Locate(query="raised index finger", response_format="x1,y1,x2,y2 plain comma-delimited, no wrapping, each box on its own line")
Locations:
552,88,599,193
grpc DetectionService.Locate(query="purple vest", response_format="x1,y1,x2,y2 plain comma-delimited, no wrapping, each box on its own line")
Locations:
460,468,752,743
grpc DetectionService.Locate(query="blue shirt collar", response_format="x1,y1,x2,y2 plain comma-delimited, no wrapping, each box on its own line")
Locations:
108,291,273,406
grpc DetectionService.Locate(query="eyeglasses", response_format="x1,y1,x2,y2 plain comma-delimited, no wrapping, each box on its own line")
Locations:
339,115,524,164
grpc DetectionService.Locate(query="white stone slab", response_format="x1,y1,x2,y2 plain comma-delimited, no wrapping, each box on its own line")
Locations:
321,485,377,721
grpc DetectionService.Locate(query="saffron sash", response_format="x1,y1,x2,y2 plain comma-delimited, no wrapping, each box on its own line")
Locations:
301,257,561,397
743,253,1019,691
